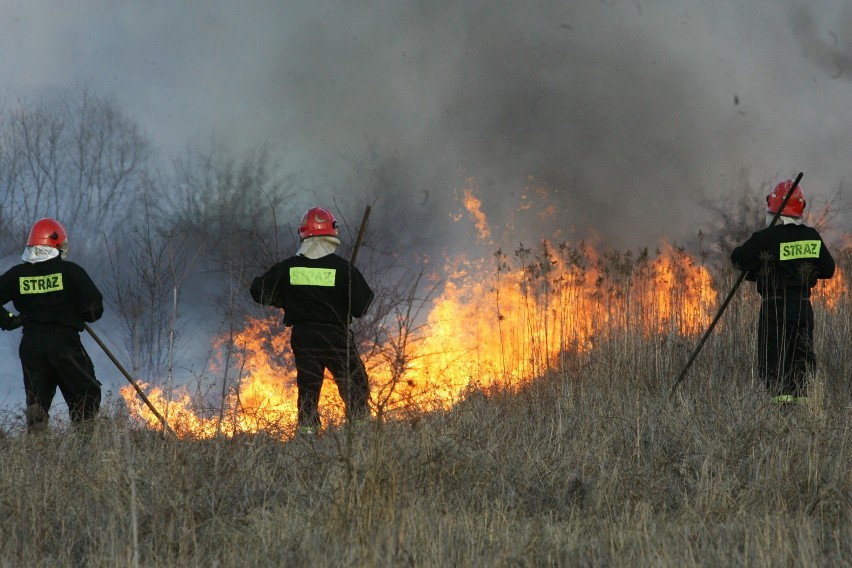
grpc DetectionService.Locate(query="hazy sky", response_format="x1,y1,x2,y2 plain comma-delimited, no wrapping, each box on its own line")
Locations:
1,1,851,408
2,1,850,250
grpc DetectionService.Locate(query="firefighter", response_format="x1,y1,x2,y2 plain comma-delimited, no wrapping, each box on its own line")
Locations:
250,206,374,435
0,218,104,432
731,180,835,405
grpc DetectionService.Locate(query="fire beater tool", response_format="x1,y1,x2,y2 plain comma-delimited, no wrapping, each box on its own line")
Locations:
669,171,804,398
350,205,371,265
85,323,176,437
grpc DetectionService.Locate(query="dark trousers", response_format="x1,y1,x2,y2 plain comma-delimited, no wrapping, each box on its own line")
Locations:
20,330,102,430
757,298,815,397
289,323,370,428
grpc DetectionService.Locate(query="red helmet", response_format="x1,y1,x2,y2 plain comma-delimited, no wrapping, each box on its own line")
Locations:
27,218,68,249
298,207,339,241
766,179,806,218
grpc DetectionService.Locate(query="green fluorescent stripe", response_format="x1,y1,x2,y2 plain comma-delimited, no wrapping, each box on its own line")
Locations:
290,267,336,287
19,273,64,294
779,240,821,260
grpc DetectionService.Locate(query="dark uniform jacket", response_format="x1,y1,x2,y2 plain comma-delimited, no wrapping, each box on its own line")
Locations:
250,253,374,326
731,224,835,299
0,257,103,332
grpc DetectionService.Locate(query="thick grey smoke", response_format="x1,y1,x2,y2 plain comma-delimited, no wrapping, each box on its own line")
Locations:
790,5,852,82
2,1,850,254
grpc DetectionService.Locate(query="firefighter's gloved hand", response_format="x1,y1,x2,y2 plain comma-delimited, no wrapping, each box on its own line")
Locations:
0,311,22,331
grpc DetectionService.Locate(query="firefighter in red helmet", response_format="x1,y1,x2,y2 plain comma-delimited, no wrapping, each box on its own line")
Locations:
731,180,835,406
250,207,374,435
0,218,104,433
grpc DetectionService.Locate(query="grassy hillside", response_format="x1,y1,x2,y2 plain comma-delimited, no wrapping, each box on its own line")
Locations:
0,249,849,567
0,357,849,566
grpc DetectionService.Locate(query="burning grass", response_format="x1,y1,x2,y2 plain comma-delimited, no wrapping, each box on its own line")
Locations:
122,240,723,437
0,244,849,566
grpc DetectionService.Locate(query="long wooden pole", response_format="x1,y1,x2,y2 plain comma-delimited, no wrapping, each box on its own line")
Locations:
350,205,371,265
85,323,176,437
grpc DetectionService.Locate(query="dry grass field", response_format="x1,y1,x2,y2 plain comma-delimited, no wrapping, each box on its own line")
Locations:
0,247,849,567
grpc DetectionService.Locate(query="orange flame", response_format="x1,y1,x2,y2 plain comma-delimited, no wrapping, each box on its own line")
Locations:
461,179,491,242
122,245,722,439
121,193,847,440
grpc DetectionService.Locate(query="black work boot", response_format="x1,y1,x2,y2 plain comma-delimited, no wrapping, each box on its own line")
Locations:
25,404,49,434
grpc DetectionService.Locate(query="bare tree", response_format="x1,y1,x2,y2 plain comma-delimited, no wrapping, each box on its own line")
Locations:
0,88,154,259
164,140,298,258
105,198,201,381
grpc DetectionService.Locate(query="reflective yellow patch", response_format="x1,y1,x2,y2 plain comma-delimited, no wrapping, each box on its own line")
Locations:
19,273,64,294
290,267,336,286
779,240,821,261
